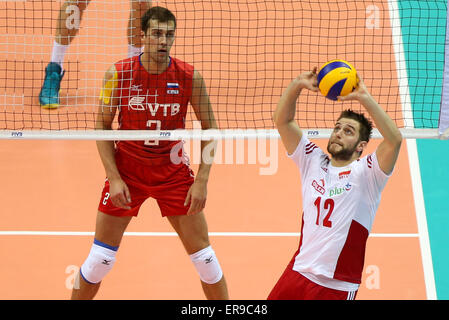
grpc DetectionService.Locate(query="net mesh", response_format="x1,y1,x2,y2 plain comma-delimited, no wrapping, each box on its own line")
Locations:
0,0,446,133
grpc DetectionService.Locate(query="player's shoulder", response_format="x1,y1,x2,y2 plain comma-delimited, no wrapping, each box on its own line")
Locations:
170,57,195,74
355,153,373,166
296,136,328,164
304,139,319,155
350,152,377,175
170,56,193,68
113,55,139,72
302,137,325,159
103,64,119,82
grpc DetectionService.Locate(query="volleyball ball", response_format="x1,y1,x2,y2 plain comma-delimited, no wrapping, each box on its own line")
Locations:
317,59,358,101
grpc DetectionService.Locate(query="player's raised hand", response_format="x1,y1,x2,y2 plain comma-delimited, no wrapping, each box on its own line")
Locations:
337,74,371,103
296,67,319,92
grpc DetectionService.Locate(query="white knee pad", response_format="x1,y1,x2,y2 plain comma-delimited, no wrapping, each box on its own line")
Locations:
190,245,223,284
80,239,118,284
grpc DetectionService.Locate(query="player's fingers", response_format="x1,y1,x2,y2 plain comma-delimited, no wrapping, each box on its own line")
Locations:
186,200,196,215
124,185,132,203
112,192,131,210
337,93,356,101
187,197,202,216
122,187,132,210
194,199,205,212
184,189,192,207
111,198,122,209
188,198,199,215
198,198,206,212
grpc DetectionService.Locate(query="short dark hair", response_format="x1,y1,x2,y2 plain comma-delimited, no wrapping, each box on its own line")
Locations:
141,6,177,34
337,109,373,143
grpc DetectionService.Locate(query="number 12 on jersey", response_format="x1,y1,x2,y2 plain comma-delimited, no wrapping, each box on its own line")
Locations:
314,197,335,228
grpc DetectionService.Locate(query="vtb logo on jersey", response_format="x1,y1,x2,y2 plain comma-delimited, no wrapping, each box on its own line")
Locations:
128,92,180,116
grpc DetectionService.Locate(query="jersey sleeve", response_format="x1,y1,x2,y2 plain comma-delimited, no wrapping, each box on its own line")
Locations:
361,152,392,202
287,135,325,177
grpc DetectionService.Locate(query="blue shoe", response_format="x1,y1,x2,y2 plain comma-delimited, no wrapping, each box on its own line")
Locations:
39,62,64,109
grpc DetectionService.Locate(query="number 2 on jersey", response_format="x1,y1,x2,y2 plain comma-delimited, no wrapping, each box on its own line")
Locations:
314,196,334,228
144,120,161,146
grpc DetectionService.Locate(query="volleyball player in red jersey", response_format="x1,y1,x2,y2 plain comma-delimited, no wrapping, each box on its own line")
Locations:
71,7,229,299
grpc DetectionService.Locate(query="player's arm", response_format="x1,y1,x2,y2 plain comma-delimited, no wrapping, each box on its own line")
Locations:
339,76,402,175
186,70,218,215
273,67,319,155
95,64,131,210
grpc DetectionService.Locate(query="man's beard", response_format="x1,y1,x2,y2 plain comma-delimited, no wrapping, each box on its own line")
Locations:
327,140,358,161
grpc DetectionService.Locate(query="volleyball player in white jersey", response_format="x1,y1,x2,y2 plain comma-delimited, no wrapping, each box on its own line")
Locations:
268,67,402,300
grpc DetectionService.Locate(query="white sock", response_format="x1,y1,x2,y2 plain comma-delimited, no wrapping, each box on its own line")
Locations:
128,44,143,57
51,40,68,71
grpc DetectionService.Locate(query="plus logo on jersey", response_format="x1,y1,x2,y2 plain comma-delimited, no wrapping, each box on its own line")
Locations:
329,183,352,197
128,89,180,116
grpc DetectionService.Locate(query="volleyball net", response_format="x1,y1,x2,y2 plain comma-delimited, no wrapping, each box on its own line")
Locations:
0,0,448,140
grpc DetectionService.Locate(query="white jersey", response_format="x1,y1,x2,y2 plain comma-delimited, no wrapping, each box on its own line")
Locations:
288,135,391,292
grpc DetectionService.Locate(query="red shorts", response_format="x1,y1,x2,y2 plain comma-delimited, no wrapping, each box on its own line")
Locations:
98,151,195,217
267,256,358,300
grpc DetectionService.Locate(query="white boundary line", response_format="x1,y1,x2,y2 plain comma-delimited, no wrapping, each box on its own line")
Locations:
388,0,437,300
405,139,437,299
0,231,419,237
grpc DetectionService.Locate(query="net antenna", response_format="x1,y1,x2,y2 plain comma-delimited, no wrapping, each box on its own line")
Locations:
0,0,447,140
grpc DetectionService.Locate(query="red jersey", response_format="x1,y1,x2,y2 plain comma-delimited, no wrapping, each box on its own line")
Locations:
113,55,194,165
